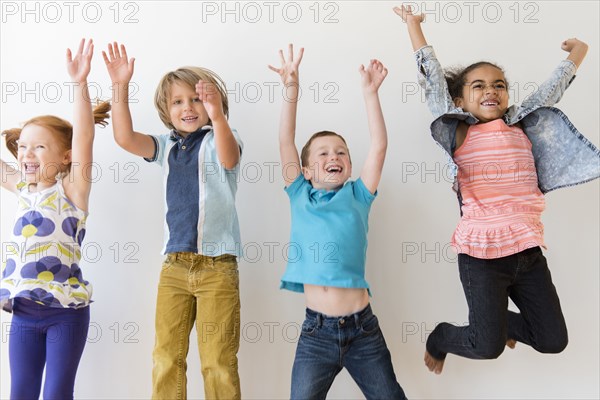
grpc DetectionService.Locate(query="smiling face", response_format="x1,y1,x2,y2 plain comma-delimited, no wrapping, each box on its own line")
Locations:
302,135,352,191
454,65,509,123
168,80,209,136
17,124,71,188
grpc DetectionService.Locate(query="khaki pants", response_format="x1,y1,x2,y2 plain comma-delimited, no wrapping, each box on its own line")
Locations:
152,252,241,400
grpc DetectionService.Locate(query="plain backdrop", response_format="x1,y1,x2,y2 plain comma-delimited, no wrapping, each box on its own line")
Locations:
1,1,598,399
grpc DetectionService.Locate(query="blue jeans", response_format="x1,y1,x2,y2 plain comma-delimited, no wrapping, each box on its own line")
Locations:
427,246,568,360
8,298,90,400
291,304,406,400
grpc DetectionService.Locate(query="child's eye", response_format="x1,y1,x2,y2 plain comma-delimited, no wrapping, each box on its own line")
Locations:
319,152,327,156
337,151,346,155
173,99,182,105
473,84,483,89
495,84,507,90
193,97,202,103
36,145,45,149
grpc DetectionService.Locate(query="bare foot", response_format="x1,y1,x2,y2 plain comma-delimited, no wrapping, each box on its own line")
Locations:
424,350,445,374
506,339,516,349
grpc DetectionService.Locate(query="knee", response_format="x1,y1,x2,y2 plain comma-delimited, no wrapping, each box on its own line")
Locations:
535,334,568,354
472,337,506,359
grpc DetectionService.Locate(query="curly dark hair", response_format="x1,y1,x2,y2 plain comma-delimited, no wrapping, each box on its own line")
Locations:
445,61,507,101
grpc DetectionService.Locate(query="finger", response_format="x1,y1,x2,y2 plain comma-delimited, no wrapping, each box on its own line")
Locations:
113,42,121,58
278,49,285,65
77,38,85,55
287,43,294,62
102,51,110,65
129,57,135,74
66,48,73,63
86,42,94,59
267,65,281,73
108,43,116,61
296,47,304,63
120,44,128,61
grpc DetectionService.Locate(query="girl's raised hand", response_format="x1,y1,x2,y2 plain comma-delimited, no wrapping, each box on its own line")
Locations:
360,59,388,94
102,42,135,84
268,44,304,85
67,38,93,83
393,4,425,23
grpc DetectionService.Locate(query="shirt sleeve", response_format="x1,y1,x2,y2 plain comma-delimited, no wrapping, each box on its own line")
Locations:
285,174,308,199
415,45,456,119
519,60,577,110
143,134,169,166
353,178,377,205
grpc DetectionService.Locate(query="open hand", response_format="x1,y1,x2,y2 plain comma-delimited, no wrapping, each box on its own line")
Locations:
268,44,304,85
67,38,93,83
102,42,135,84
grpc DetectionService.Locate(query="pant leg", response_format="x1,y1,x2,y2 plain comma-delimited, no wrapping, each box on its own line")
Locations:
193,254,241,400
9,299,46,400
344,306,406,400
42,305,90,400
291,310,342,400
427,253,514,360
152,255,196,400
507,247,568,353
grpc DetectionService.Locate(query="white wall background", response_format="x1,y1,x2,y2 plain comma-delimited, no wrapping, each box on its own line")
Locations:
1,1,598,399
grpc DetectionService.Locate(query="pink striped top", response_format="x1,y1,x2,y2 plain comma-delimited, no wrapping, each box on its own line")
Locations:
451,119,546,259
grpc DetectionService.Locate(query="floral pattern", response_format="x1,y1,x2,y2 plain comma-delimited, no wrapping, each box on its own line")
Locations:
1,181,92,310
21,256,72,283
13,210,55,238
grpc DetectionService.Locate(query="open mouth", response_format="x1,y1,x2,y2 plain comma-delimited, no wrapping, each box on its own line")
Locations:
181,116,198,123
325,165,343,173
481,100,499,107
23,162,40,174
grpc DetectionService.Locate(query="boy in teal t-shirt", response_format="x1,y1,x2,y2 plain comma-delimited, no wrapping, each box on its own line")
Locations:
269,44,407,400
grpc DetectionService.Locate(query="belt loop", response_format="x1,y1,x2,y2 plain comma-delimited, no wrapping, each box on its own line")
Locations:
354,313,360,329
317,313,323,327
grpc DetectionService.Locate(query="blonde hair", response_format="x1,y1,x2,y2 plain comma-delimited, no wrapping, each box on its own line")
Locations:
154,66,229,130
2,101,111,160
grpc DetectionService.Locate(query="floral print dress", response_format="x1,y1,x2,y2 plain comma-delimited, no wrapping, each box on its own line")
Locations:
1,178,92,312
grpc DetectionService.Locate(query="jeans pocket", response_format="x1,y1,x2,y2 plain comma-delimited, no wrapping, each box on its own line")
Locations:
161,254,175,271
359,314,380,335
301,319,318,336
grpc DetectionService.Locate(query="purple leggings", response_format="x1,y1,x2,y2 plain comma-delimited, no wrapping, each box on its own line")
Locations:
8,298,90,400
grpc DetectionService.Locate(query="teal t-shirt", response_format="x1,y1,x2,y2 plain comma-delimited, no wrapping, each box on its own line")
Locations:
280,175,376,293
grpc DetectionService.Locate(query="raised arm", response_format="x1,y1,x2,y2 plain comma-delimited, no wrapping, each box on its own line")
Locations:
359,60,388,194
1,158,20,193
268,44,304,186
395,4,455,118
521,38,589,110
394,5,427,51
195,81,240,169
102,42,155,159
563,38,588,70
63,39,96,211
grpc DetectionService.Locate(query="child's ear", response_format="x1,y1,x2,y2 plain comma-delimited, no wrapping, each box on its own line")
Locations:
301,166,312,181
63,150,72,165
453,97,464,108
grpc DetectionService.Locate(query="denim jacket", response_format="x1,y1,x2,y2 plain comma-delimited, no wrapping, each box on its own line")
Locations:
415,45,600,193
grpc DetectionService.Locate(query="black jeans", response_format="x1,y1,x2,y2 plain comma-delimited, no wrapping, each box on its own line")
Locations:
427,246,568,360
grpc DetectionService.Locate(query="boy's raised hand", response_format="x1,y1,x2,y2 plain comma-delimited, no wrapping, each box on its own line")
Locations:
102,42,135,83
360,59,388,94
393,4,425,23
67,38,93,83
268,43,304,85
196,81,225,123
